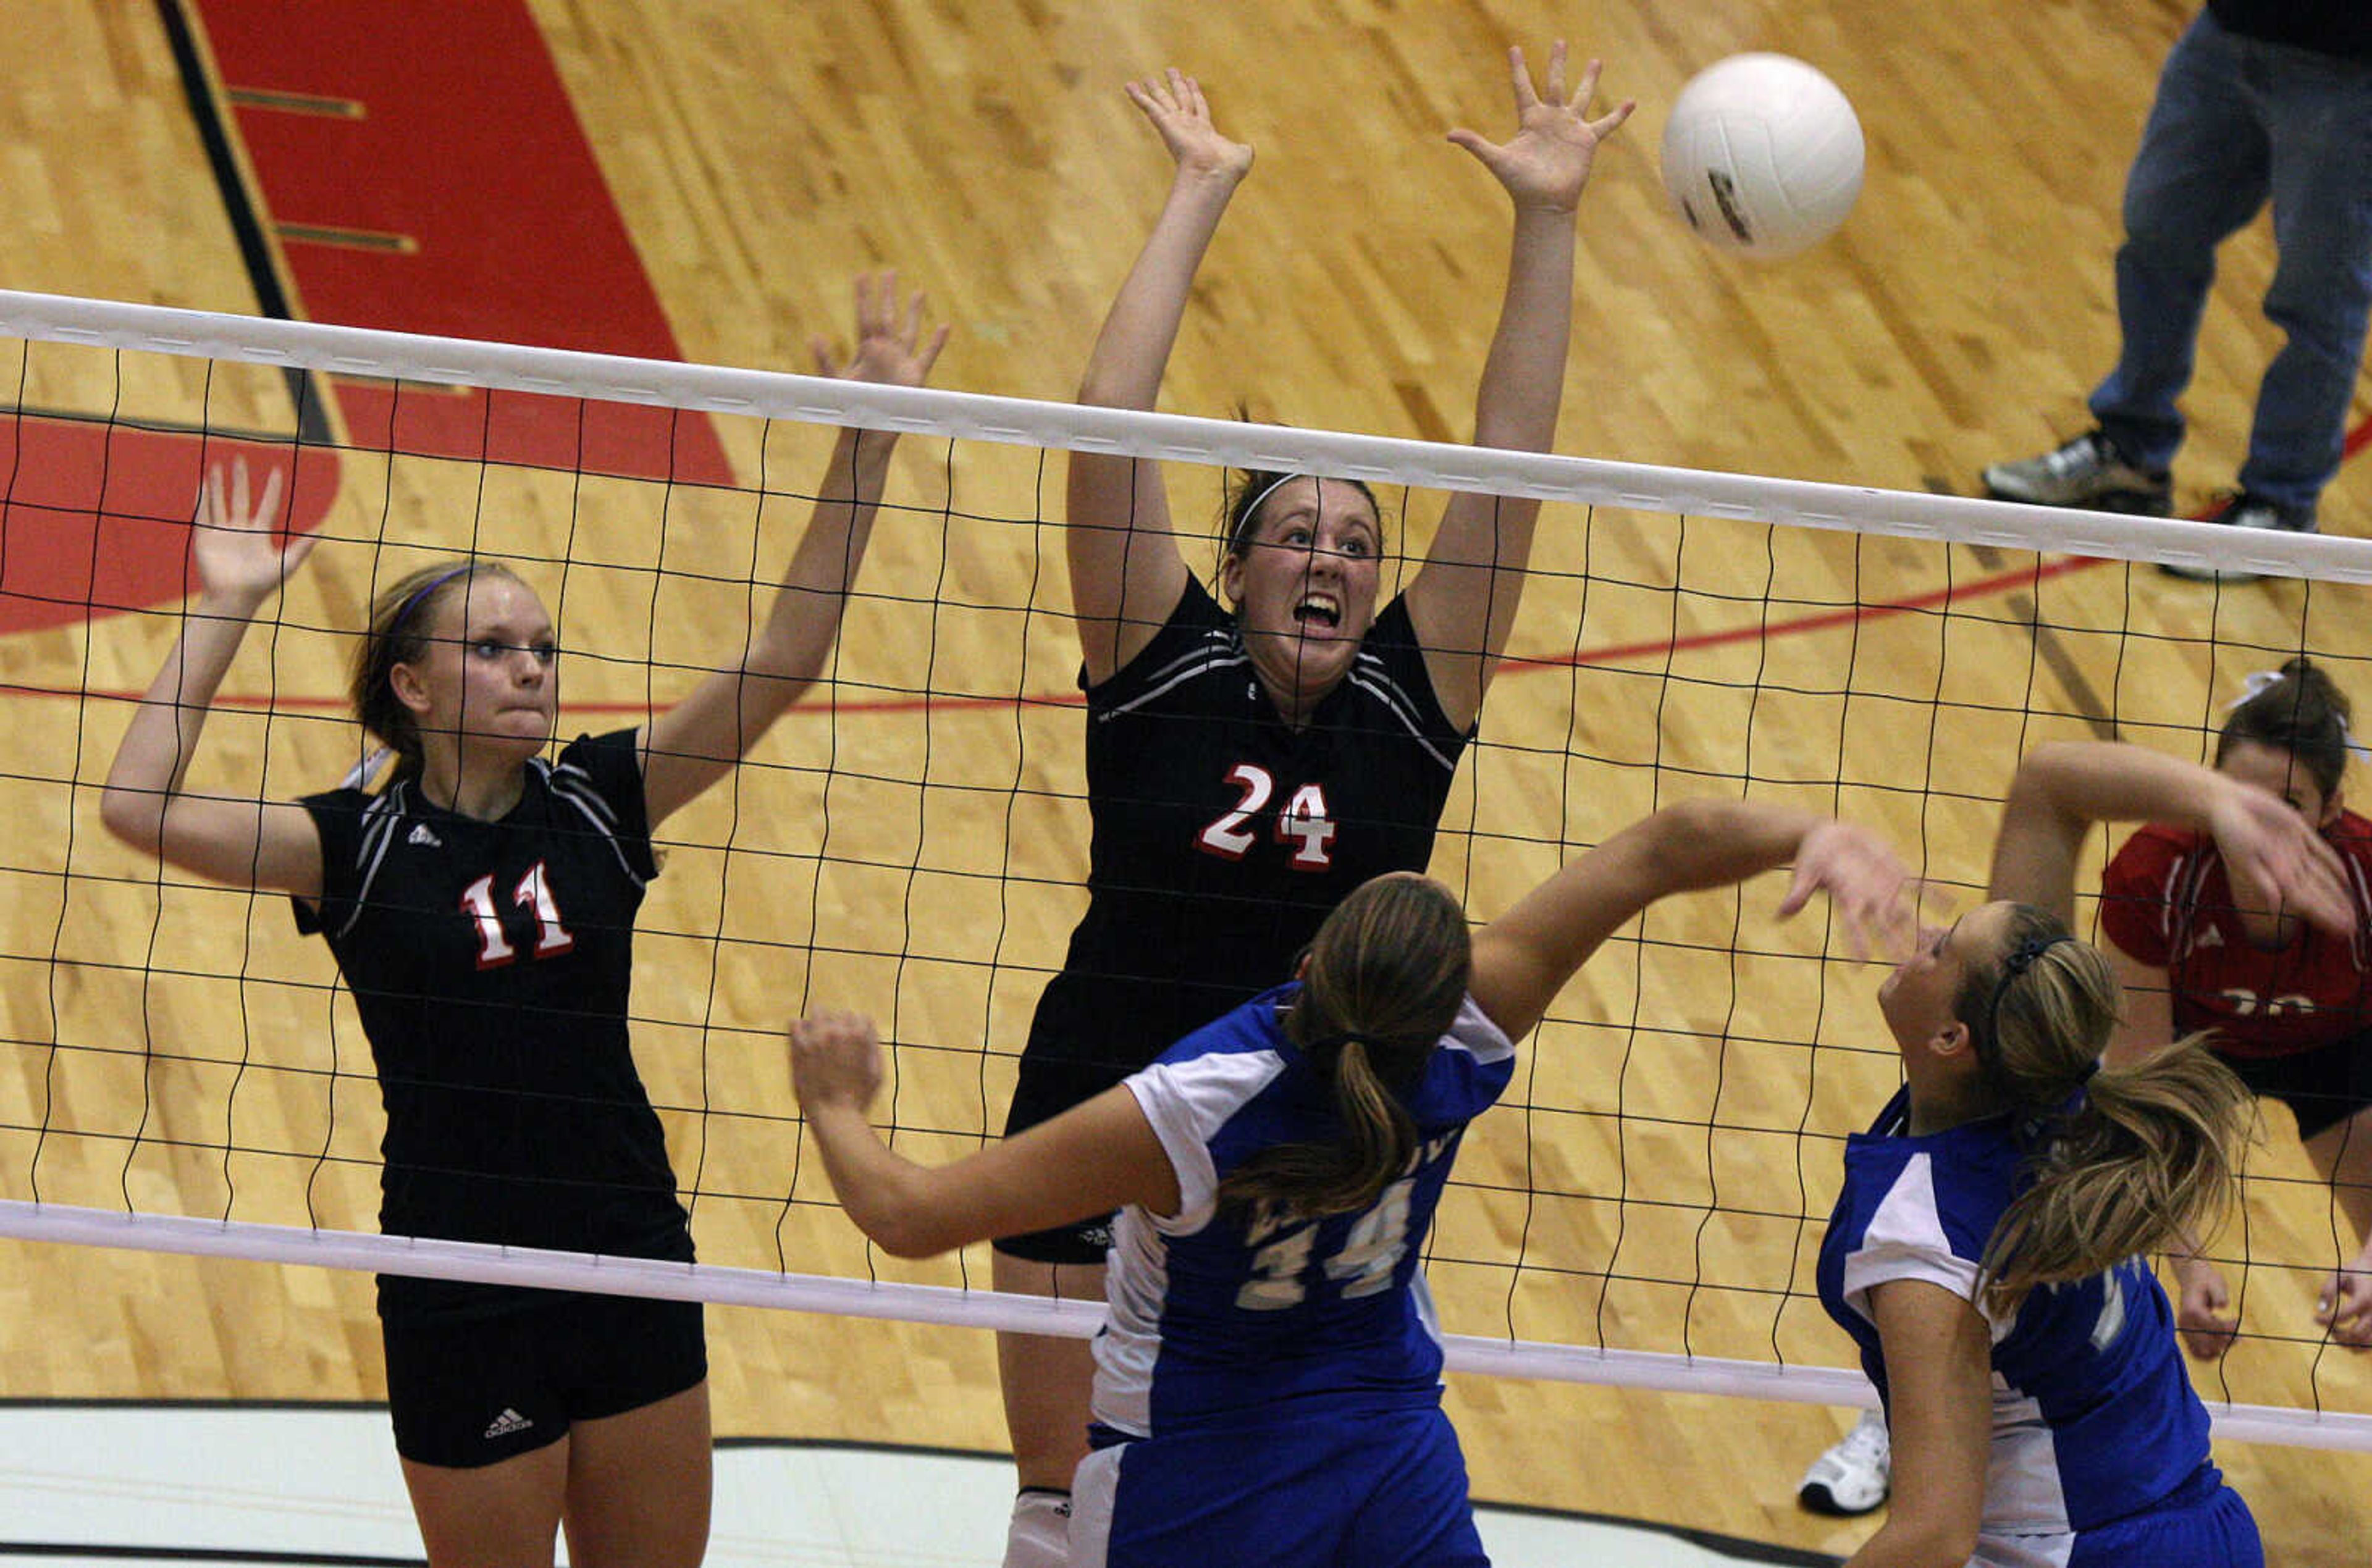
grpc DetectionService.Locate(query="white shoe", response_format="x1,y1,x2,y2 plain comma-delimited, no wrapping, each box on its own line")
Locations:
1798,1409,1890,1516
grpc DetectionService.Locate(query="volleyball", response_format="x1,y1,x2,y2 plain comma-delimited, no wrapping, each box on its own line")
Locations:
1660,53,1864,260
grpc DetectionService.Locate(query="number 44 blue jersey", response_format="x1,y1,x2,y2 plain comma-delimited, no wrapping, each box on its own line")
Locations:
1093,984,1516,1438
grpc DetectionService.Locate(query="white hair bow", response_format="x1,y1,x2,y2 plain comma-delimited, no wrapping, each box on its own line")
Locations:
2227,668,2372,763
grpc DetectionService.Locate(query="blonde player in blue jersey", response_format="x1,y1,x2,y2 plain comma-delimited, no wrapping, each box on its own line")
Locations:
793,798,1913,1567
1811,754,2355,1566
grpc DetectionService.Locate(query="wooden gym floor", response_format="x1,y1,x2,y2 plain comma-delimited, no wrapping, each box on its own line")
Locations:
1,0,2366,1559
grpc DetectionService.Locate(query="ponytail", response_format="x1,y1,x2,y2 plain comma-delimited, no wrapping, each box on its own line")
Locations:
1216,874,1469,1219
1216,1034,1419,1218
1961,906,2251,1315
1979,1036,2249,1315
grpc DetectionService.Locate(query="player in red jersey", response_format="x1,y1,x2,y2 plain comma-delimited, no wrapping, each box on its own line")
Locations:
2003,656,2372,1353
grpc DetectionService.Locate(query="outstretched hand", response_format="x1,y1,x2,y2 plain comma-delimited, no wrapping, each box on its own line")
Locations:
811,269,949,388
1124,67,1254,187
2319,1260,2372,1349
790,1008,887,1115
2173,1256,2240,1360
1778,820,1918,962
189,458,307,607
2208,783,2356,939
1447,43,1634,213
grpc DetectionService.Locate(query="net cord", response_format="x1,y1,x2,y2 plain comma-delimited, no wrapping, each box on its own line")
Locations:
4,287,2368,583
0,1197,2360,1452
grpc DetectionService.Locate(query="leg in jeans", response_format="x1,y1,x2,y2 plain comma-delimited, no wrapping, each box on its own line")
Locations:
2090,12,2273,474
2237,36,2372,516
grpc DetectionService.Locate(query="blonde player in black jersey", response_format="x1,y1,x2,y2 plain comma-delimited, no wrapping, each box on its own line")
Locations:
993,44,1633,1568
99,275,944,1568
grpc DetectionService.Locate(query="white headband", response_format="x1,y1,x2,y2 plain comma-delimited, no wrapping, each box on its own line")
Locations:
2228,667,2372,763
1237,471,1305,532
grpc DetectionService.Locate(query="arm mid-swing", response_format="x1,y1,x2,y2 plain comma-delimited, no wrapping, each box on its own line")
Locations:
1988,739,2350,933
1468,798,1910,1043
792,797,1911,1258
791,1010,1177,1259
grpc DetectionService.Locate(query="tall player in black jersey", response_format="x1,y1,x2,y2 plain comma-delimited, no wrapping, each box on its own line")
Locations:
991,47,1633,1567
99,275,946,1568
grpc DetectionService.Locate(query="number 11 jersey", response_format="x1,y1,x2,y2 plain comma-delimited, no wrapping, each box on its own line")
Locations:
293,729,688,1268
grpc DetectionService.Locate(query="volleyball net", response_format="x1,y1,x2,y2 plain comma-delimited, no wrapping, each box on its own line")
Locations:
3,291,2370,1452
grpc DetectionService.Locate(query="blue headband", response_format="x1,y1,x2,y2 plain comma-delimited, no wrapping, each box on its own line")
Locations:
389,564,478,639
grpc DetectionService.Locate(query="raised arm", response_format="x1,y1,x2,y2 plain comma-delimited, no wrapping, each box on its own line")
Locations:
1066,70,1253,684
789,1009,1178,1258
1468,799,1911,1043
638,273,948,828
1989,739,2352,936
99,460,326,899
1405,45,1633,729
2000,741,2356,1361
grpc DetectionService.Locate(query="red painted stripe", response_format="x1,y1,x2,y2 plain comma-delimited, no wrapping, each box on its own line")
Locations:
23,405,2368,711
0,419,336,635
193,0,730,485
22,408,2365,706
23,405,2334,711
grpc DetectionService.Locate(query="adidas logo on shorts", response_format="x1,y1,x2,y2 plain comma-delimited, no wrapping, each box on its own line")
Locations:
483,1407,534,1440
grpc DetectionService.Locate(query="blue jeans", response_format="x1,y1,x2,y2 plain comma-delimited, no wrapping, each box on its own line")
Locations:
2090,10,2372,516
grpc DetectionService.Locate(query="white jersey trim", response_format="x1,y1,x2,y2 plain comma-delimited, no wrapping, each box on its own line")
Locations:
1442,993,1517,1067
1347,663,1459,774
1069,1448,1121,1568
335,788,406,941
1127,1049,1290,1238
1983,1382,2076,1547
544,755,647,889
1098,635,1250,721
1838,1150,2001,1337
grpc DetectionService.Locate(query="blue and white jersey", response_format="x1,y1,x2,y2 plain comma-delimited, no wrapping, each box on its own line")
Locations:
1819,1087,2215,1551
1093,984,1515,1438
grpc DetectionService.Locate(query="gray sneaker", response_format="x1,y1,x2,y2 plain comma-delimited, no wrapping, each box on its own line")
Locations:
2159,493,2316,583
1982,429,2171,513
